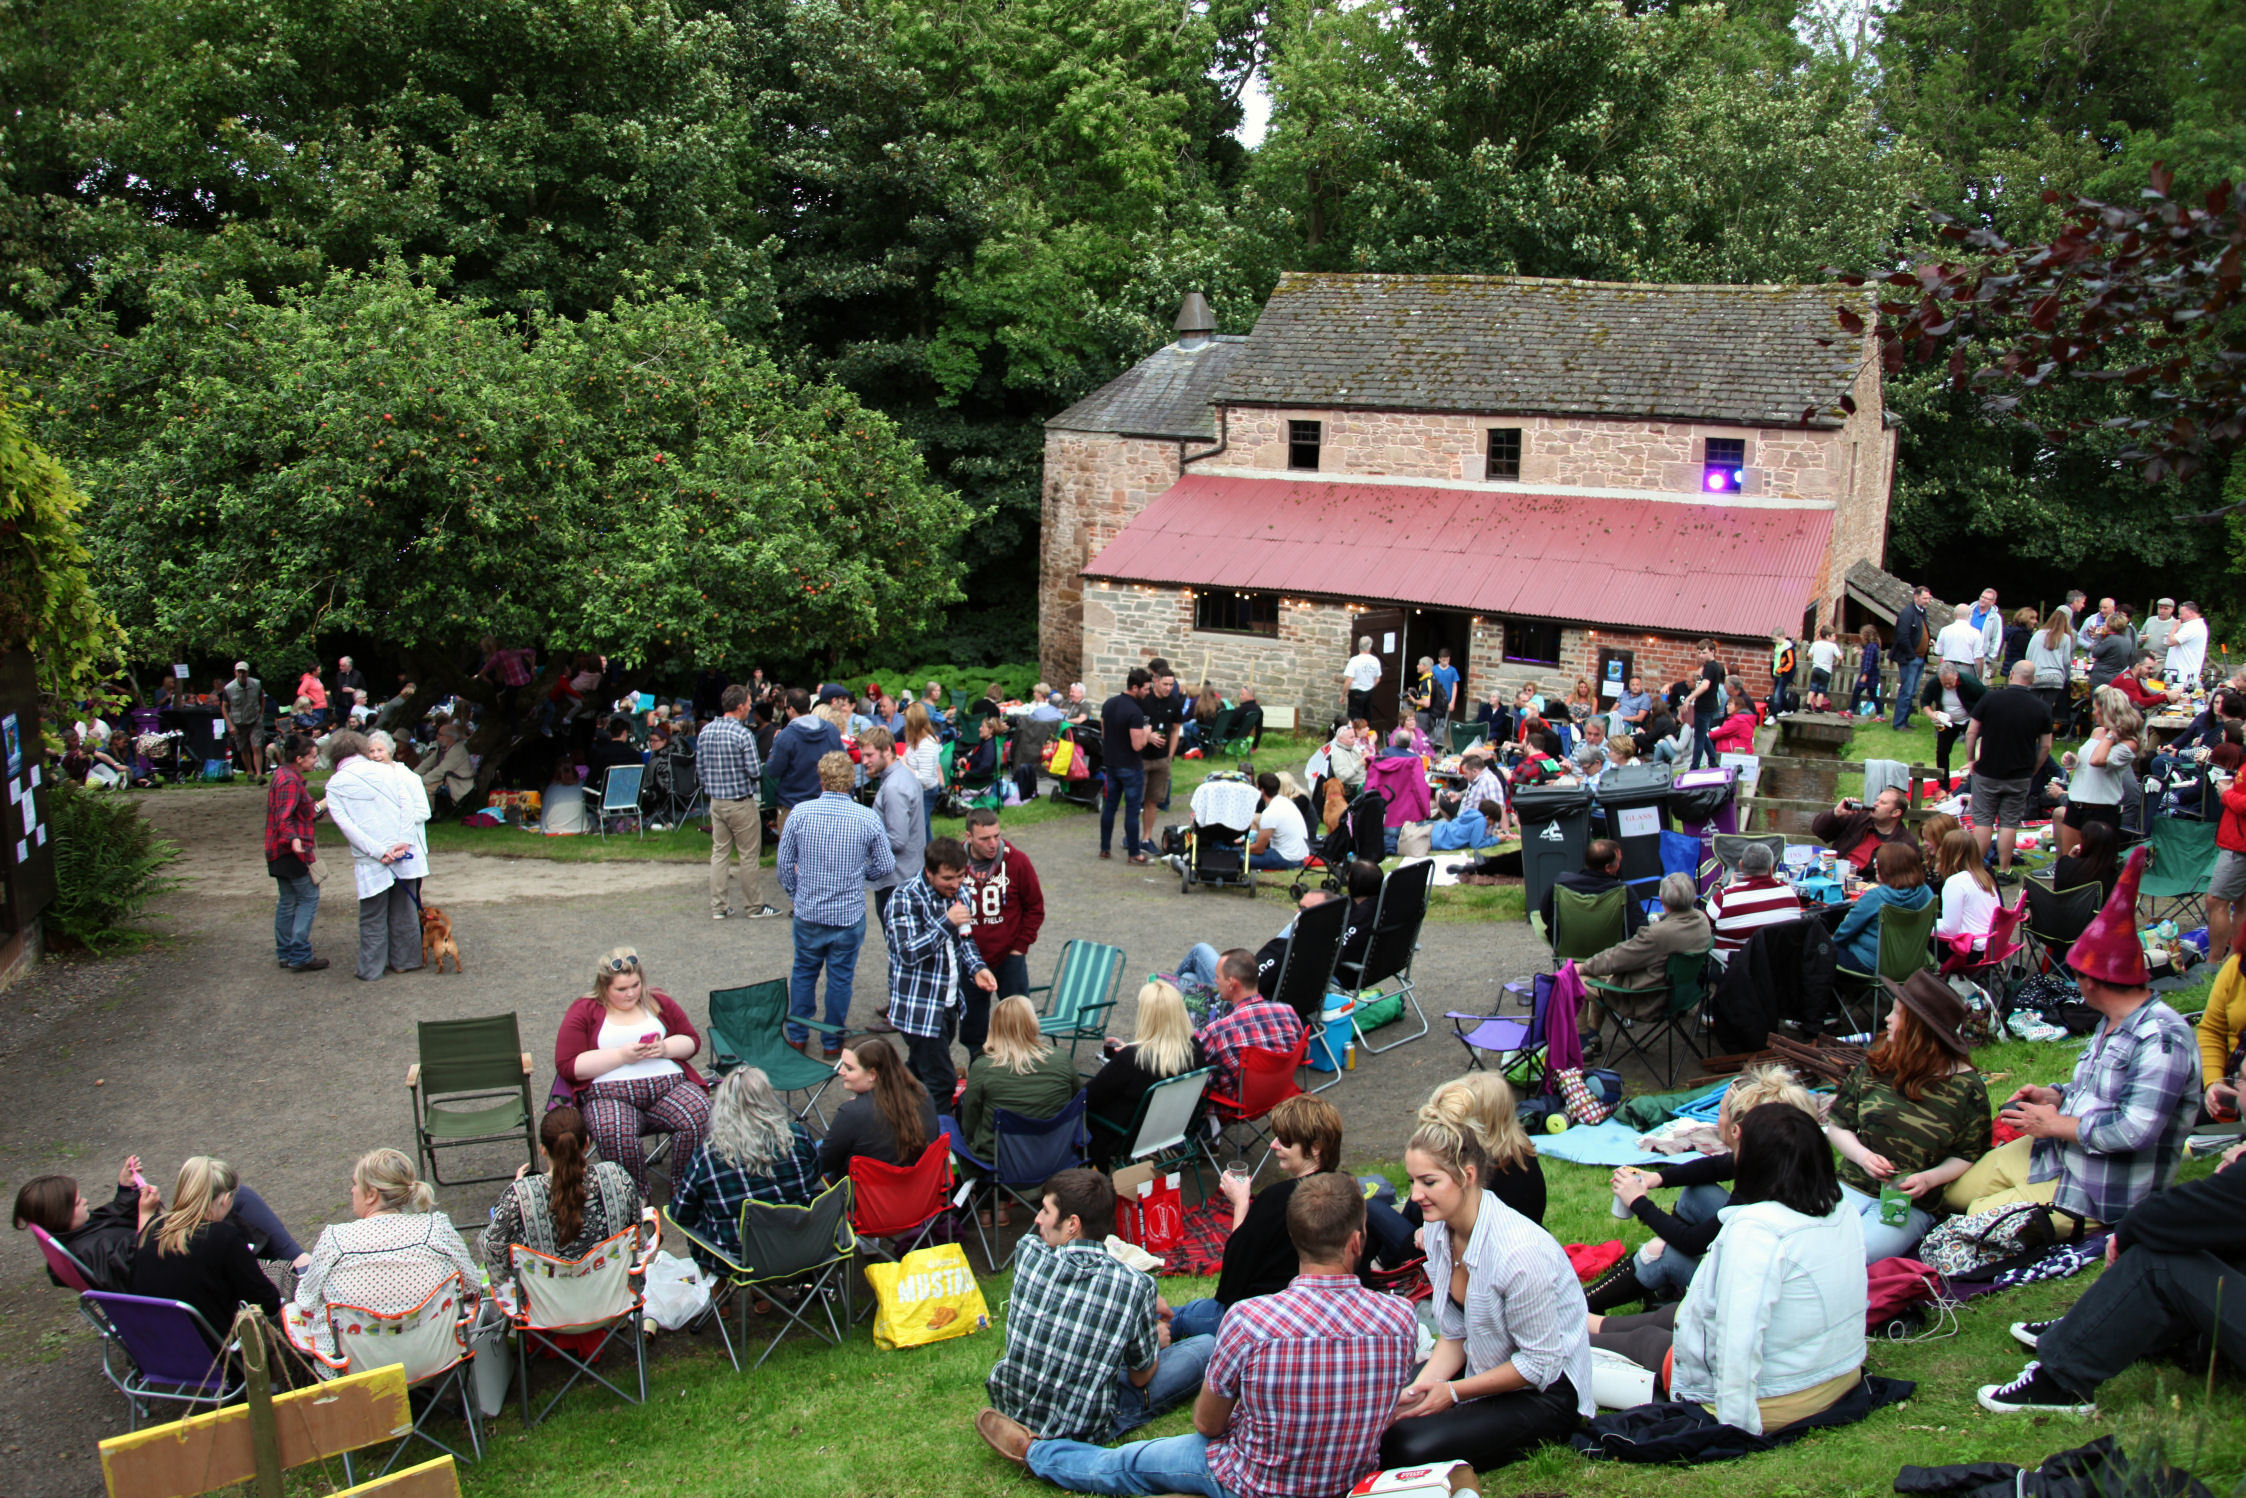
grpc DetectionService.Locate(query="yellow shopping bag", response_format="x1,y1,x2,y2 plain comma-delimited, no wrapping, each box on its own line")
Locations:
1046,739,1076,777
864,1242,991,1351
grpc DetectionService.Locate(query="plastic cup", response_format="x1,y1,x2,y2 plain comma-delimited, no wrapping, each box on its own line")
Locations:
1222,1161,1251,1188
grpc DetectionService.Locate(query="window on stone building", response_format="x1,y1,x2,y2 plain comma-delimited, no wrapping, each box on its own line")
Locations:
1499,618,1562,666
1702,436,1747,494
1485,427,1522,481
1195,590,1281,637
1288,420,1323,471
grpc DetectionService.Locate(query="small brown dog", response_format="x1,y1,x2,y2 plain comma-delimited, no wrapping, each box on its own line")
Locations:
421,904,463,974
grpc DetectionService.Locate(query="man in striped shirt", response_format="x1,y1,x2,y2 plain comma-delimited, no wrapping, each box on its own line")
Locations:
1707,843,1805,962
979,1174,1415,1498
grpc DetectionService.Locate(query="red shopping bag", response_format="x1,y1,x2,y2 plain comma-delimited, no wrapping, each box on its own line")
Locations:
1114,1169,1185,1258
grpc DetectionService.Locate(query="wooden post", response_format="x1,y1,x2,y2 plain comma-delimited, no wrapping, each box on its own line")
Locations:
237,1312,283,1498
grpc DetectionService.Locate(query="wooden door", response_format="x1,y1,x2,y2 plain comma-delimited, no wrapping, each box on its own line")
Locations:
1357,608,1406,733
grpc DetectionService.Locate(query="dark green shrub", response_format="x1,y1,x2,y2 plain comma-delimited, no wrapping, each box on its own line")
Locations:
42,780,181,950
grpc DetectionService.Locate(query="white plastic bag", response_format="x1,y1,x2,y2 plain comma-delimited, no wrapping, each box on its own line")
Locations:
641,1250,712,1330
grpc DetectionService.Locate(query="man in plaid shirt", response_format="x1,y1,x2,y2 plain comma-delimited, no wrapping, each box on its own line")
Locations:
881,836,998,1101
700,684,777,921
984,1170,1213,1444
776,753,894,1056
981,1174,1414,1498
1200,949,1306,1100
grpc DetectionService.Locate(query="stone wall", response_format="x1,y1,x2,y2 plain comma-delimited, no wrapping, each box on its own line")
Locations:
1039,432,1182,687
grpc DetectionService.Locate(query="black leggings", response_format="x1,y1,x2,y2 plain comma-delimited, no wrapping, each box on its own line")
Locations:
1590,1302,1678,1387
1379,1372,1581,1471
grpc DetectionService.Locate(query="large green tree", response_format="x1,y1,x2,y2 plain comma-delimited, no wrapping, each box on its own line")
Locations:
0,394,126,711
6,265,965,774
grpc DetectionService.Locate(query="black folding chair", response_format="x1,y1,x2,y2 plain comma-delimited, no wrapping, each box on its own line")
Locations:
1336,861,1434,1055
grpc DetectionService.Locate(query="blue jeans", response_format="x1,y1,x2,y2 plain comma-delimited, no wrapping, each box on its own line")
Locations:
1109,1333,1216,1437
1178,943,1220,992
229,1186,307,1262
788,916,865,1046
1689,715,1720,770
1634,1183,1729,1298
273,871,320,966
1168,1298,1226,1342
1102,763,1146,856
1840,1182,1933,1262
1027,1432,1236,1498
1248,850,1301,871
1891,657,1925,730
923,786,940,830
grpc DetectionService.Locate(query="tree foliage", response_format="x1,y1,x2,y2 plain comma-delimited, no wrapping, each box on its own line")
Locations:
0,395,126,710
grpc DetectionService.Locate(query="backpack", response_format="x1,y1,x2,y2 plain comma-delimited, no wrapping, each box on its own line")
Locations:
1916,1200,2081,1281
1865,1256,1940,1334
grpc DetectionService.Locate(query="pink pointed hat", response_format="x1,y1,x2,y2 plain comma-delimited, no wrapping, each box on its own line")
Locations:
2066,845,2150,988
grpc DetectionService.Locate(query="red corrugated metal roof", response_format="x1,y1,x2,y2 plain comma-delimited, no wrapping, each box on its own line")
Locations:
1082,472,1834,638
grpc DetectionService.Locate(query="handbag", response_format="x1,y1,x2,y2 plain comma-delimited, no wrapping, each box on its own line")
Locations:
864,1242,991,1351
1396,822,1433,858
1916,1201,2081,1280
1554,1066,1616,1126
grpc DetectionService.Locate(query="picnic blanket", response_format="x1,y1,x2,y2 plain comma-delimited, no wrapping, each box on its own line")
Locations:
1536,1119,1707,1169
1172,1198,1233,1278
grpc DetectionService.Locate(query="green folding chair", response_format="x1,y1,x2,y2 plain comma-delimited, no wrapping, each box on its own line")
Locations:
1834,899,1940,1036
708,980,841,1129
2140,818,2219,930
1551,884,1629,966
407,1014,536,1187
660,1182,856,1372
1448,722,1485,754
1024,939,1125,1065
1587,947,1713,1088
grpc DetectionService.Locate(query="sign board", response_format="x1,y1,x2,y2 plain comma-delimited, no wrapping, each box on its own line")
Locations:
0,652,55,934
1616,806,1660,839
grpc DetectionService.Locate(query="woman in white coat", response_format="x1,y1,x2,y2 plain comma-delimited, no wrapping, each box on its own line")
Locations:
323,729,432,981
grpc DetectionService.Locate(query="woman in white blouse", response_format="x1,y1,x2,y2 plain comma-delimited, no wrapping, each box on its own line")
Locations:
1382,1101,1595,1468
322,729,431,981
1931,827,2000,951
292,1149,479,1371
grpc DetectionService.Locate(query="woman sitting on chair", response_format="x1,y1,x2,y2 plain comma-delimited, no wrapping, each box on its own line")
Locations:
293,1149,478,1370
669,1069,822,1269
1167,1095,1349,1342
553,947,711,1190
1084,982,1207,1169
16,1154,308,1293
817,1036,939,1179
1933,826,2001,953
1590,1105,1867,1435
1380,1108,1593,1470
480,1107,640,1289
1833,841,1934,973
2051,818,2120,903
128,1158,291,1350
958,996,1079,1167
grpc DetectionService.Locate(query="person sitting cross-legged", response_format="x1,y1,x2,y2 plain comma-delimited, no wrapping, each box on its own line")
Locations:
1979,1135,2246,1414
1168,1095,1351,1343
1244,772,1310,872
978,1169,1216,1448
978,1172,1415,1498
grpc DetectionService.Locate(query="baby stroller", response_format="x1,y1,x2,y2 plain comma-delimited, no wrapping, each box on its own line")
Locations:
136,730,195,784
1292,787,1389,899
1049,725,1104,809
1180,771,1258,897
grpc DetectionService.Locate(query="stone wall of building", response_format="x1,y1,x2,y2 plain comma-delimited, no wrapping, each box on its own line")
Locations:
1820,349,1897,622
1039,432,1182,686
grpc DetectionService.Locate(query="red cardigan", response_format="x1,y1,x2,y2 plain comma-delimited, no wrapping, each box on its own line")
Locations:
554,991,707,1097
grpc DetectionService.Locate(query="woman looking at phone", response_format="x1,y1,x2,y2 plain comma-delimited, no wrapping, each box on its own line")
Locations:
14,1155,309,1292
553,947,711,1190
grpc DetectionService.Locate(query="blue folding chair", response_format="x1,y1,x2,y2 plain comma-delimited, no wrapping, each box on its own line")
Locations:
942,1091,1090,1271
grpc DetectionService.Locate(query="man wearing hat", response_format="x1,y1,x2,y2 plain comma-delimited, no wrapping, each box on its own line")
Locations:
2139,597,2179,660
221,661,267,785
1943,849,2199,1229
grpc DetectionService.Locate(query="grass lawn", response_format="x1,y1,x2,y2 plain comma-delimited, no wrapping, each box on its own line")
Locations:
423,1014,2246,1498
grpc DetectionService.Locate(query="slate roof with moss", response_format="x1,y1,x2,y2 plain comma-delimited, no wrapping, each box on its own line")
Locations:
1210,273,1871,429
1045,335,1248,441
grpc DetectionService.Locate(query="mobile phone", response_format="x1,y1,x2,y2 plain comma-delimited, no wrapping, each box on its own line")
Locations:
639,1031,660,1044
131,1169,149,1192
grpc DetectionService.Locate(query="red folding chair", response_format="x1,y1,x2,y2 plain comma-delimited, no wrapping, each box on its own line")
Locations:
1942,892,2026,982
1203,1036,1309,1186
849,1136,953,1320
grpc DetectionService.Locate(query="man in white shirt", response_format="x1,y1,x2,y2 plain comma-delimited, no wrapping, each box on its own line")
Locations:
1935,604,1989,678
2078,596,2117,650
1246,772,1309,871
2166,601,2210,688
1340,637,1382,724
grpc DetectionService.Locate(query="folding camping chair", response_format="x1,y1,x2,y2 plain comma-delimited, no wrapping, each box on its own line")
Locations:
708,980,840,1128
644,748,705,825
1550,884,1628,965
941,1092,1090,1271
593,763,646,838
1335,860,1434,1054
1090,1066,1215,1196
1025,939,1125,1064
1585,947,1714,1088
660,1180,857,1372
1203,1038,1308,1182
84,1292,246,1429
1833,899,1940,1036
1447,974,1552,1093
1448,722,1486,754
31,1226,120,1365
2140,817,2219,930
1710,834,1789,884
1266,890,1350,1025
283,1275,481,1479
407,1013,538,1187
848,1135,953,1307
2021,877,2104,975
506,1212,659,1425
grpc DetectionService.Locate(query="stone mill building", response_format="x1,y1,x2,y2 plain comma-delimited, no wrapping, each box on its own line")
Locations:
1037,273,1894,730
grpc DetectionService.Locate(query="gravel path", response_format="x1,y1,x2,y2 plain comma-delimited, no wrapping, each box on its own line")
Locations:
0,786,1548,1495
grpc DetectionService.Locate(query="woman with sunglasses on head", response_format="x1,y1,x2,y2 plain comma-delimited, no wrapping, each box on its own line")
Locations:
553,947,711,1191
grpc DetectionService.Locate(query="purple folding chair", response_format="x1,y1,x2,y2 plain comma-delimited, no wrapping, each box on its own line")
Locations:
1446,974,1552,1093
83,1291,246,1429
